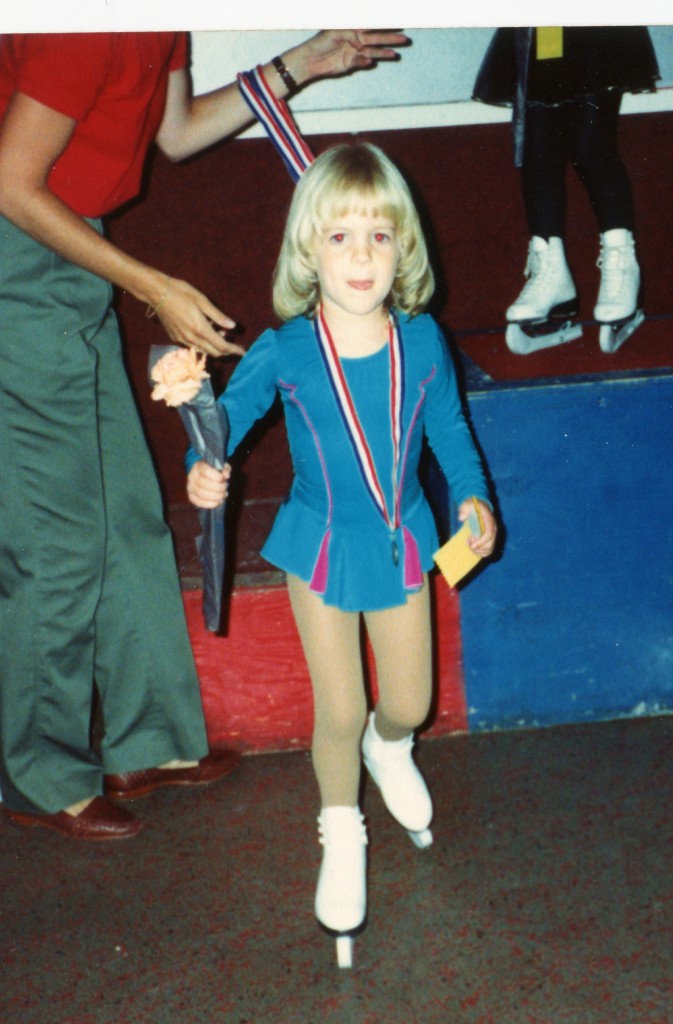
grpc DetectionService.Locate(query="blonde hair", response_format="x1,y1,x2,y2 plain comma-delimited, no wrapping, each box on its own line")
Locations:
273,142,434,322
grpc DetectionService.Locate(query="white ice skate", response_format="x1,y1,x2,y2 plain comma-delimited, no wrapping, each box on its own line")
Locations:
594,228,645,354
505,236,583,355
361,712,433,849
315,806,368,969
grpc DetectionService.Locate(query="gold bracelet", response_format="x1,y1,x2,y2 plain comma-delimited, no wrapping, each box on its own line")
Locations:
271,55,297,93
145,276,172,319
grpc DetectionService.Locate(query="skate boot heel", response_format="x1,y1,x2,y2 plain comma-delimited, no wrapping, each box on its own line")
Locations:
595,230,643,353
315,807,368,969
547,297,580,321
362,712,433,846
408,827,433,849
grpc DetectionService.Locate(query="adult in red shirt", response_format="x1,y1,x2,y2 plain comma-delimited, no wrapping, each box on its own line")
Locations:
0,29,408,840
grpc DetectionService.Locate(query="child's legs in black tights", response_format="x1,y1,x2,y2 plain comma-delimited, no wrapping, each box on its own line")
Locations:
521,102,570,238
568,90,635,232
521,90,634,238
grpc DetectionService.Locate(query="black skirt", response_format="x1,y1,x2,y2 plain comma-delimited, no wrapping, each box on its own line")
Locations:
473,26,660,108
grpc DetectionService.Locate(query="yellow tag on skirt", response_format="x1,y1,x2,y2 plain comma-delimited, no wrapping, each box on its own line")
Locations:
536,27,564,60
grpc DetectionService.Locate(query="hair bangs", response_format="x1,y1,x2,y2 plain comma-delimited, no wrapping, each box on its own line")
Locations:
273,141,434,322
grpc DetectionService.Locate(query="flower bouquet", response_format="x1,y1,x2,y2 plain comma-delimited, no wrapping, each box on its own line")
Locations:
149,345,229,632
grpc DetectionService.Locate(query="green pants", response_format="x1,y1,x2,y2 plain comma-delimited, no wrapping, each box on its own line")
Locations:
0,218,208,813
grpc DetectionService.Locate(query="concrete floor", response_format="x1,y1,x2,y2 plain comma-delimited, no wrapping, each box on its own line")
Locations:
2,715,672,1024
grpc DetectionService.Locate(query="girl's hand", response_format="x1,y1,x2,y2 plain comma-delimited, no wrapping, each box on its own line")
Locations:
458,498,498,559
288,30,410,84
187,461,231,509
150,277,245,359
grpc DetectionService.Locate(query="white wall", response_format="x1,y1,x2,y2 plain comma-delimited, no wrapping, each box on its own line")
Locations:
191,26,673,136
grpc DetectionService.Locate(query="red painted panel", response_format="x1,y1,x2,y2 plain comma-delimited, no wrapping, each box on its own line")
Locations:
184,574,467,752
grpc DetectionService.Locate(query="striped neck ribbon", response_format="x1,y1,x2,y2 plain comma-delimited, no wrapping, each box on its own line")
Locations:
314,308,405,559
237,66,315,182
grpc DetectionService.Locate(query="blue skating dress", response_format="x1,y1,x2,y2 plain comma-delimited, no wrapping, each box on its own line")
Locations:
193,312,489,612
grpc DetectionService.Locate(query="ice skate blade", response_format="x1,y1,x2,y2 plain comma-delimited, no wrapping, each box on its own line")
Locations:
506,320,583,355
336,935,353,969
408,827,433,849
318,916,366,969
598,309,645,354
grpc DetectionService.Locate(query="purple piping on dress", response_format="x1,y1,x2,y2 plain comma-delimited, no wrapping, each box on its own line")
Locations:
398,366,437,591
278,380,333,595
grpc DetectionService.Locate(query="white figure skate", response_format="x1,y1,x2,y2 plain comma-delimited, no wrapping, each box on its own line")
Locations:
362,712,433,849
315,806,368,969
505,236,583,355
594,228,645,354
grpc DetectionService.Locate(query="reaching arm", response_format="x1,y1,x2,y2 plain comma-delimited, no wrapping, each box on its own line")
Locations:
0,91,242,357
0,30,408,352
156,29,409,161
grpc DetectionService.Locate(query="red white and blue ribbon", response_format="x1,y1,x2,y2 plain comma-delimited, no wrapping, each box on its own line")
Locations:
314,307,405,544
237,65,315,182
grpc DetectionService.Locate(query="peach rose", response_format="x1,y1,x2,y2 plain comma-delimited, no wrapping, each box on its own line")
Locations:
150,348,210,407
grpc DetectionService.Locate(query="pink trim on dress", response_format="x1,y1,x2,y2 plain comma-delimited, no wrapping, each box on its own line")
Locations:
309,530,331,595
402,526,423,588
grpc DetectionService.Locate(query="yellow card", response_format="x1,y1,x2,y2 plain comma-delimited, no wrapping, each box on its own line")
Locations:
536,27,564,60
433,501,483,588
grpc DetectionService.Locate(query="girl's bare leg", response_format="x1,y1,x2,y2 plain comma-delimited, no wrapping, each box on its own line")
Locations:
361,579,434,845
363,578,432,740
286,574,367,807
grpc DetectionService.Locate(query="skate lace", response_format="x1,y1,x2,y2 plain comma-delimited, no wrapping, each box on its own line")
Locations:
520,247,557,301
596,244,635,302
318,813,368,848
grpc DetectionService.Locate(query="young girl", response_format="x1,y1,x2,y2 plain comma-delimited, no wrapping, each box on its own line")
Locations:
187,142,497,967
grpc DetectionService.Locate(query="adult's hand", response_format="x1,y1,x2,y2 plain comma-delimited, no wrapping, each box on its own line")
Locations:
288,29,410,84
150,276,244,358
0,90,243,360
158,29,410,162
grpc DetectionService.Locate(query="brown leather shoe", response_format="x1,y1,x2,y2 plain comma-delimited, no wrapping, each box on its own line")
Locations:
104,748,241,801
4,797,142,840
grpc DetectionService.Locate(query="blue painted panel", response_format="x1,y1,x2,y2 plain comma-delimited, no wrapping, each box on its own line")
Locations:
458,374,673,730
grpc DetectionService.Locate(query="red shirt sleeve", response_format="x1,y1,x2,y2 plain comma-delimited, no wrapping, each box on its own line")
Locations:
8,33,112,121
169,32,189,72
6,32,186,119
0,31,190,216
